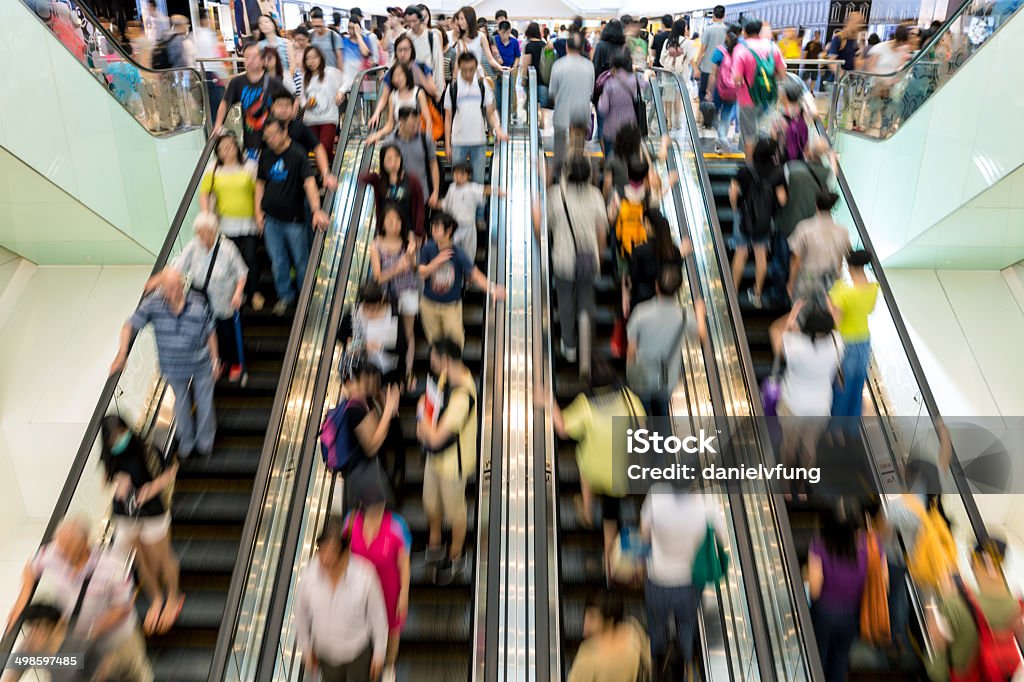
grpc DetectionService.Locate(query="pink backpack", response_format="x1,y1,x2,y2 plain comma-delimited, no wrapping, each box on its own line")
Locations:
715,45,739,102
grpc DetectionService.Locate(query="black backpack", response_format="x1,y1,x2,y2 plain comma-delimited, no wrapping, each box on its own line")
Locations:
447,77,488,122
741,168,777,239
151,33,178,70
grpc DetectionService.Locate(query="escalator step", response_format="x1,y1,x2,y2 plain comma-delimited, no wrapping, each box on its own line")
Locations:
395,647,470,682
172,491,250,525
137,590,227,631
173,538,239,574
216,406,274,434
149,648,213,682
403,592,472,643
177,446,261,478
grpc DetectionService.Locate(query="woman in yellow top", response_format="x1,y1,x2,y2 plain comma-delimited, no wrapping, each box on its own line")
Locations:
548,358,646,576
777,27,803,61
200,133,263,309
829,249,879,419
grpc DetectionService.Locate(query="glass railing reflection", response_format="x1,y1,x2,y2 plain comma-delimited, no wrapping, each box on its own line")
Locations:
19,0,206,135
828,0,1023,139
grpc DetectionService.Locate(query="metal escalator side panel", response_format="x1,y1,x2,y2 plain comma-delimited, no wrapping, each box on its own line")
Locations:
526,67,561,682
477,72,511,682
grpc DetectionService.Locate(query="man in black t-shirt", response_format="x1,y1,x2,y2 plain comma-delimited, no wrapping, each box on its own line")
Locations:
651,14,672,67
256,118,330,315
269,92,339,191
214,41,291,158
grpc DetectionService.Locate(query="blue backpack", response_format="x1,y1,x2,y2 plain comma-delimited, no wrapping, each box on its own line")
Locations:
319,398,366,473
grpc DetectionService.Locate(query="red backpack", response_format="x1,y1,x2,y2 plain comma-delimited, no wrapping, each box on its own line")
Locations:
950,585,1024,682
715,45,739,102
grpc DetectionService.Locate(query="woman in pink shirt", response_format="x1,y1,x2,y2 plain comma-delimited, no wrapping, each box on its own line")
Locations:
345,502,412,678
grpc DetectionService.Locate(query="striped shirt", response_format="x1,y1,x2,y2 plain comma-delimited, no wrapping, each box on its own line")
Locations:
128,290,215,380
29,544,137,645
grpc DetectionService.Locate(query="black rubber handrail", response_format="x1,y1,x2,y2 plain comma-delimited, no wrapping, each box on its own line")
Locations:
208,64,386,681
0,129,219,656
827,0,1023,140
17,0,210,136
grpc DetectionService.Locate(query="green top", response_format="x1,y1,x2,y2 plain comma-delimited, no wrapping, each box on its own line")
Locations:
927,589,1022,681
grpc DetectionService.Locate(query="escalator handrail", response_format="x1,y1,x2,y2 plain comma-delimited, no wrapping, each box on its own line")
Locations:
17,0,210,136
208,65,387,680
0,128,220,655
826,0,1023,140
793,71,988,541
647,70,807,682
653,66,829,681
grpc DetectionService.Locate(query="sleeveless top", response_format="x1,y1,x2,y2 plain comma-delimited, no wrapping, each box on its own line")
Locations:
375,240,418,296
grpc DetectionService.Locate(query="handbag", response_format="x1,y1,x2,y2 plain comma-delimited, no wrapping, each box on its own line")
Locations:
859,529,890,644
609,526,649,585
632,74,649,137
761,353,782,417
610,318,627,359
691,523,729,588
559,185,595,282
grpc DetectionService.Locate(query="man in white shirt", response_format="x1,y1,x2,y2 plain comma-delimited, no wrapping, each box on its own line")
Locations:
641,483,727,677
295,521,389,682
401,5,445,97
443,51,508,222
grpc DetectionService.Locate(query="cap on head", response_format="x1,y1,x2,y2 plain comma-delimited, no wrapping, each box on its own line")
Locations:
349,7,364,19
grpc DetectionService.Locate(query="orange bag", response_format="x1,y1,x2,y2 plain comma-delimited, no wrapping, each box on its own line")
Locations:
860,530,890,645
422,97,444,142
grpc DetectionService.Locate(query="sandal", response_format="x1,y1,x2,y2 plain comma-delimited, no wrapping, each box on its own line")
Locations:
143,596,163,636
156,594,185,635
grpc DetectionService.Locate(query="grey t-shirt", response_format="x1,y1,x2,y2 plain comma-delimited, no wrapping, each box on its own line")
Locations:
310,29,341,68
627,297,697,397
700,22,729,73
549,54,596,131
385,132,432,200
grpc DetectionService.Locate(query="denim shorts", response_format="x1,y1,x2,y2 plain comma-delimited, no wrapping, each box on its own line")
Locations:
734,228,771,248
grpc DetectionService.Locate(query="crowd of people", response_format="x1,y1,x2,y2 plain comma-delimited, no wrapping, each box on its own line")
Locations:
10,2,1024,681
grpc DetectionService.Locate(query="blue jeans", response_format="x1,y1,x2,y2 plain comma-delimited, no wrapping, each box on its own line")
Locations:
645,581,702,668
263,216,310,303
451,144,487,222
888,561,911,650
811,603,858,682
166,367,216,456
717,96,737,144
832,340,870,418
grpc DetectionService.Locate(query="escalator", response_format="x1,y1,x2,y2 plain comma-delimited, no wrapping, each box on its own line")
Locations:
527,69,781,682
826,0,1024,268
256,76,512,682
0,69,383,682
654,65,992,682
3,0,207,261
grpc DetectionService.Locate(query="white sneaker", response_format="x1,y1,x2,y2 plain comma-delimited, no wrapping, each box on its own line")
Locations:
382,665,396,682
272,300,290,316
559,340,577,363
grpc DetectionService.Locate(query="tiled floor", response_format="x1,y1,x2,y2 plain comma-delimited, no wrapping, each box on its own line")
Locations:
0,262,148,616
